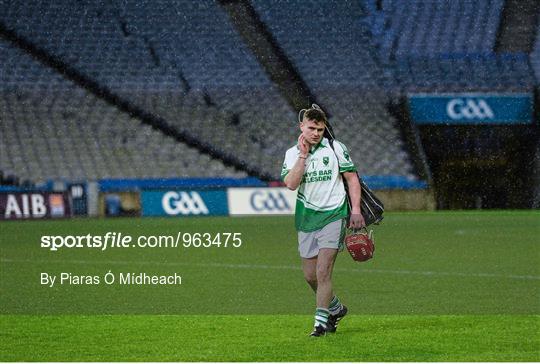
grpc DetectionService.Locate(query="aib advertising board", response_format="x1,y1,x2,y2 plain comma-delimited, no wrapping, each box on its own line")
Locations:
0,192,71,220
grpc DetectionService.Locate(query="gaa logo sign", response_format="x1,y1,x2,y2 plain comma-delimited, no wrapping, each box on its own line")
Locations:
446,98,494,120
162,191,209,215
250,191,291,212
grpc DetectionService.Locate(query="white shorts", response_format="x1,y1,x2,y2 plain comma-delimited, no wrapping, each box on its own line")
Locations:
298,219,346,258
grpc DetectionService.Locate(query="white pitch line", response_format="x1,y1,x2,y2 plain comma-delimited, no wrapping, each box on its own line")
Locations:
2,258,539,281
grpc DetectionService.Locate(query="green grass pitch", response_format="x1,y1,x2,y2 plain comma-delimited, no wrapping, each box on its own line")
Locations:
1,211,539,361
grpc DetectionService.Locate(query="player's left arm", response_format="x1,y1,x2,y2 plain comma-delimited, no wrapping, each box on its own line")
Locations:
343,171,365,228
335,140,365,228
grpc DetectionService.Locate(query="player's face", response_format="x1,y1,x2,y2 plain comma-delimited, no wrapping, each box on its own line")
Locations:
300,119,325,145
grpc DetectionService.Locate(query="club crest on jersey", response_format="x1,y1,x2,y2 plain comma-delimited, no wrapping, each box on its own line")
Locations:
323,156,329,166
343,151,350,161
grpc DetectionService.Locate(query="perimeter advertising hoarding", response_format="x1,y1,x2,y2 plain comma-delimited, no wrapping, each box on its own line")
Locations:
0,192,71,220
68,183,88,216
141,190,229,217
409,94,533,124
227,187,297,215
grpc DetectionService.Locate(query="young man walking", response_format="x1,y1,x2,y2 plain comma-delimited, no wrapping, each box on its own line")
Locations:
281,106,364,336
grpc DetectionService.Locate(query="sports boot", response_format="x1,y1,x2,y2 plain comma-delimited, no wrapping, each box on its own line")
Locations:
326,305,348,333
309,325,327,337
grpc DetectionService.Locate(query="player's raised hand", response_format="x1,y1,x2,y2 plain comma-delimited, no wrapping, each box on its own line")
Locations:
298,134,309,157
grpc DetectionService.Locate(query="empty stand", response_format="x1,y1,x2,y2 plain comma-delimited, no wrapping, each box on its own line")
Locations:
0,0,427,180
0,39,245,183
377,0,504,55
360,0,535,93
0,0,298,179
396,52,535,92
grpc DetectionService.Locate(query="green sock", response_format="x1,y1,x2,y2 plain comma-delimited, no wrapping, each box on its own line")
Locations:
314,307,330,328
329,295,343,315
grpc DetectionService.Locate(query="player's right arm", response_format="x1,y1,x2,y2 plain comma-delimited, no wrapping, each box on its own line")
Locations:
284,135,309,191
284,156,306,190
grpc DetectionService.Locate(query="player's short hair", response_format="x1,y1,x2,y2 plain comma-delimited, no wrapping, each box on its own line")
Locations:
300,104,327,124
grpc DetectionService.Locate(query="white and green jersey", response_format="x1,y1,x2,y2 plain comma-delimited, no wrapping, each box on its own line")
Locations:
281,137,356,232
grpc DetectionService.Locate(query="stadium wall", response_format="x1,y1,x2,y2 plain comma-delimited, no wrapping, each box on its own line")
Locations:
0,177,433,220
375,189,436,211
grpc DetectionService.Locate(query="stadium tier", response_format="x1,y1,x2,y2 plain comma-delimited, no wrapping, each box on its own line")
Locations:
0,0,418,181
395,53,535,93
368,0,504,55
0,39,245,183
0,0,298,179
361,0,535,93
